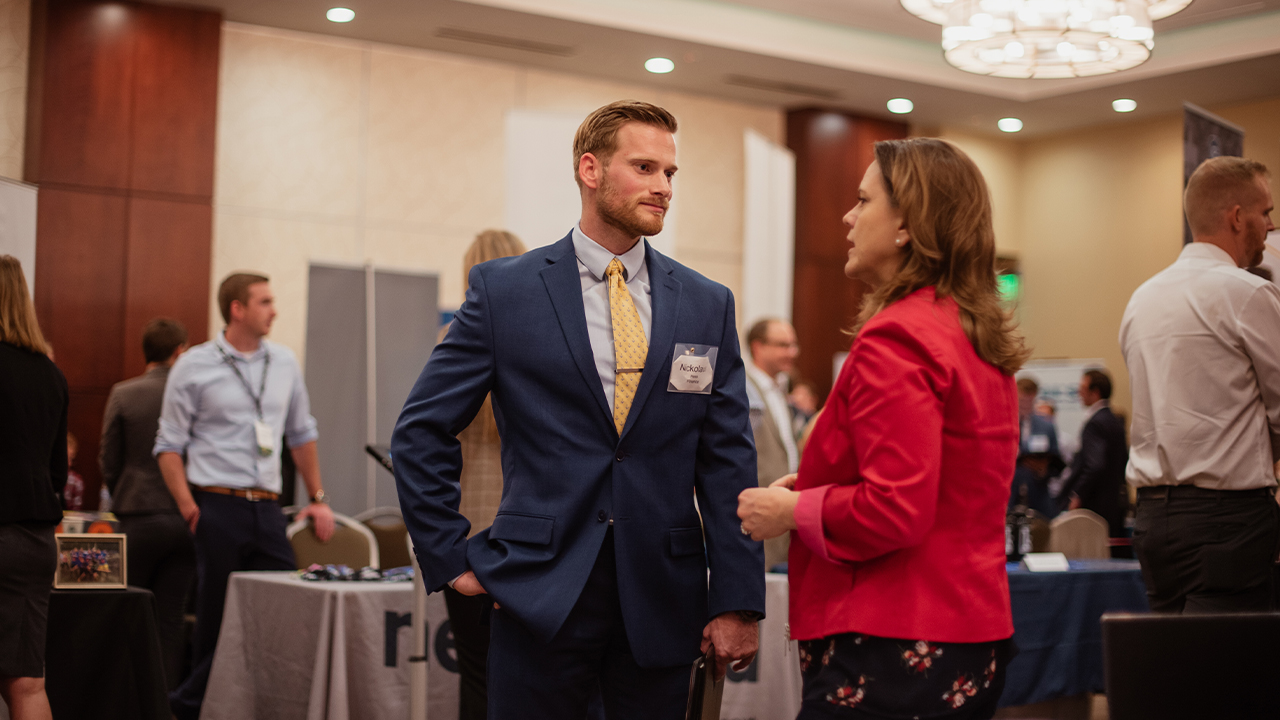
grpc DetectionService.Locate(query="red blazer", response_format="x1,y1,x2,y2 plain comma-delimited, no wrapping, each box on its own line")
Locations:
789,287,1017,643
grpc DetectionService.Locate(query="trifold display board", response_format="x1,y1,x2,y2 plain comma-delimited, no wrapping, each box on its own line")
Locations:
305,265,438,516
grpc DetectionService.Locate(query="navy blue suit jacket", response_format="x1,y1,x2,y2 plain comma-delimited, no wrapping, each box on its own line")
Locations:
391,233,765,668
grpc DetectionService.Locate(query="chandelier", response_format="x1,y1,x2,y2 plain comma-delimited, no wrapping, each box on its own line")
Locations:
900,0,1194,78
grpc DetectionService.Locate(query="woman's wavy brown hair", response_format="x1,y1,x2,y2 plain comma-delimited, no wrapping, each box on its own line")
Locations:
0,254,50,356
852,138,1028,375
463,229,527,438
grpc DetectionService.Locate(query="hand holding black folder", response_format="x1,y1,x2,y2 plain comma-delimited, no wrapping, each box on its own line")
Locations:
685,645,725,720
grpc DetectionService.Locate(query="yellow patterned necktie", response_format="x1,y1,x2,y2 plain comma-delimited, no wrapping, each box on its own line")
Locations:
606,258,648,434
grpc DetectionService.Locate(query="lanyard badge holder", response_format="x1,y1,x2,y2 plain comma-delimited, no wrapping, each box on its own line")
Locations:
218,344,275,457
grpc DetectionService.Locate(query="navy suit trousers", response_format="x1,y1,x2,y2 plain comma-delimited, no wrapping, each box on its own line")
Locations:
487,528,688,720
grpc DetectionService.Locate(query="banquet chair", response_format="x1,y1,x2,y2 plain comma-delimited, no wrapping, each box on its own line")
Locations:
1103,611,1280,719
287,511,380,569
354,506,413,569
1048,508,1110,559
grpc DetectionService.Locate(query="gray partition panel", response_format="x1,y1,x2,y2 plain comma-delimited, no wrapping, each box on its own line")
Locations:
304,265,367,515
374,269,438,509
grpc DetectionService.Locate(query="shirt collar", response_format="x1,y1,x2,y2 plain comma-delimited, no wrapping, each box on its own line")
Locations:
1084,398,1109,421
1179,241,1237,267
572,224,647,282
746,361,782,392
215,330,268,362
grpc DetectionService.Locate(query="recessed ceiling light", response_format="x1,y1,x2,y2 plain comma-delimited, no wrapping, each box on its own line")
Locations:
886,98,914,114
997,117,1023,133
645,57,675,74
1112,98,1138,113
327,7,355,23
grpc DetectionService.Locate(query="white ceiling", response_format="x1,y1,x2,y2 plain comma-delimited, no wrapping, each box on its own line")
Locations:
159,0,1280,137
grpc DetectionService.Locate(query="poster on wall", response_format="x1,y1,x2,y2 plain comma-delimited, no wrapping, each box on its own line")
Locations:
1183,102,1245,245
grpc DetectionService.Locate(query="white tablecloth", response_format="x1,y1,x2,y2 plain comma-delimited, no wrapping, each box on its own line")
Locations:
200,571,801,720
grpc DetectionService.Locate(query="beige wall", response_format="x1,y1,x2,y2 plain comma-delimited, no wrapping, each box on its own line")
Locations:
0,0,27,181
213,23,783,366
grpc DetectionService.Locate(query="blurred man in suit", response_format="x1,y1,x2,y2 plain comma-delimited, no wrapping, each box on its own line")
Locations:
1009,377,1063,518
392,100,764,720
1060,370,1129,537
744,318,799,569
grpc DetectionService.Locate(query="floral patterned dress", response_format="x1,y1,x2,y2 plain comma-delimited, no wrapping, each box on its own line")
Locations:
797,632,1014,719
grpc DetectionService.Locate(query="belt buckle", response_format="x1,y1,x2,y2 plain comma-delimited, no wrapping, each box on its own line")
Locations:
245,489,259,502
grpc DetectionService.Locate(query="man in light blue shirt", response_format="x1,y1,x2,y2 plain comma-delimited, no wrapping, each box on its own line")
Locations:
156,272,333,720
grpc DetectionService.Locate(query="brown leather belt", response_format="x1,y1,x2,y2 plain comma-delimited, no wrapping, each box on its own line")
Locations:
196,486,279,502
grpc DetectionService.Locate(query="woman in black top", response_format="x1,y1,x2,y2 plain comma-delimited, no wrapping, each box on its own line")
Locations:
0,255,67,720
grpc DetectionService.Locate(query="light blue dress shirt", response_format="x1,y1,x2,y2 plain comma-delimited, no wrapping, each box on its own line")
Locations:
154,331,319,493
572,224,653,415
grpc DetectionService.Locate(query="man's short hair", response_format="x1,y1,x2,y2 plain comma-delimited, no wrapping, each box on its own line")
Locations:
1184,156,1270,237
143,318,188,364
746,318,779,348
1016,377,1039,396
572,100,678,189
1083,369,1112,400
218,272,269,324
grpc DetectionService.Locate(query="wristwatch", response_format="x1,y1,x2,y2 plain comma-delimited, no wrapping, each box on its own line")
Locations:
311,489,328,504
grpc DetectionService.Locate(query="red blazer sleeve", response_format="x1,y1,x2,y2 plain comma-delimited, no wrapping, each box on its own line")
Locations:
802,313,952,564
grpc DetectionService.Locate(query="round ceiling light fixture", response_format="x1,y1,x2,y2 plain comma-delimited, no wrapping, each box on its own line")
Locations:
886,98,915,114
997,117,1024,133
900,0,1193,78
326,7,355,23
644,57,675,74
1112,98,1138,112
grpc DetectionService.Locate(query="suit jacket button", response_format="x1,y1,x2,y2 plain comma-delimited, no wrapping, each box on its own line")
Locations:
615,453,625,462
597,510,608,522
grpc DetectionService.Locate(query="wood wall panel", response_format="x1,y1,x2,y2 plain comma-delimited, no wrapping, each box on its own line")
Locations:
32,0,136,189
33,187,128,388
130,6,219,197
66,390,109,503
122,197,212,373
787,109,908,401
28,0,221,506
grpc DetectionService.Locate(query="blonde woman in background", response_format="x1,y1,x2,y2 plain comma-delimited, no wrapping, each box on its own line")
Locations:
444,229,525,720
0,256,65,720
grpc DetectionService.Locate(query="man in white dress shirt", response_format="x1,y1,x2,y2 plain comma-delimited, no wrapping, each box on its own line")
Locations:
744,318,799,569
1121,156,1279,613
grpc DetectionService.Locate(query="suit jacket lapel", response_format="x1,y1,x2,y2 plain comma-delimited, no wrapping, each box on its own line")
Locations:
621,241,680,440
540,234,613,426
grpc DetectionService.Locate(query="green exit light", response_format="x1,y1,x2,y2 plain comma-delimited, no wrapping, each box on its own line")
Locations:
997,273,1020,303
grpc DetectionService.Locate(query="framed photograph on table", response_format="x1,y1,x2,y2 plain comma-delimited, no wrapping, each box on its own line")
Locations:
54,533,127,589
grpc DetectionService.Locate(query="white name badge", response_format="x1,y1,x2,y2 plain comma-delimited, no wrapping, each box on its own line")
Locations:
668,344,719,394
1027,434,1050,453
253,419,276,457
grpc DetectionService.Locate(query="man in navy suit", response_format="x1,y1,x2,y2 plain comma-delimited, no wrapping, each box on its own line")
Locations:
392,100,764,719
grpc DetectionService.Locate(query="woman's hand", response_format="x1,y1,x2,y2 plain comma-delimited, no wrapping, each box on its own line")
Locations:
737,485,800,541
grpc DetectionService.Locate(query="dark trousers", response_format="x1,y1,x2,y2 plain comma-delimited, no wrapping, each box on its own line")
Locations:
486,529,687,720
1133,485,1279,613
444,586,492,720
169,492,296,720
118,512,196,692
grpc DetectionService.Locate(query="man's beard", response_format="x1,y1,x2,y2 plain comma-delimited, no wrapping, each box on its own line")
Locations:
597,175,666,239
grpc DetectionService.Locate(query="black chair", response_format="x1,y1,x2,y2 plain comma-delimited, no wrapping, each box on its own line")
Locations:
1102,611,1280,719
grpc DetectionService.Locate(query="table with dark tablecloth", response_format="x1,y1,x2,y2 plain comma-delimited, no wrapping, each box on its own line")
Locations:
999,559,1148,707
44,587,169,720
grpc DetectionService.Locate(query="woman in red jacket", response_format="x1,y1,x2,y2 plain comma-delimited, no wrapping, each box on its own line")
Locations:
739,138,1028,719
